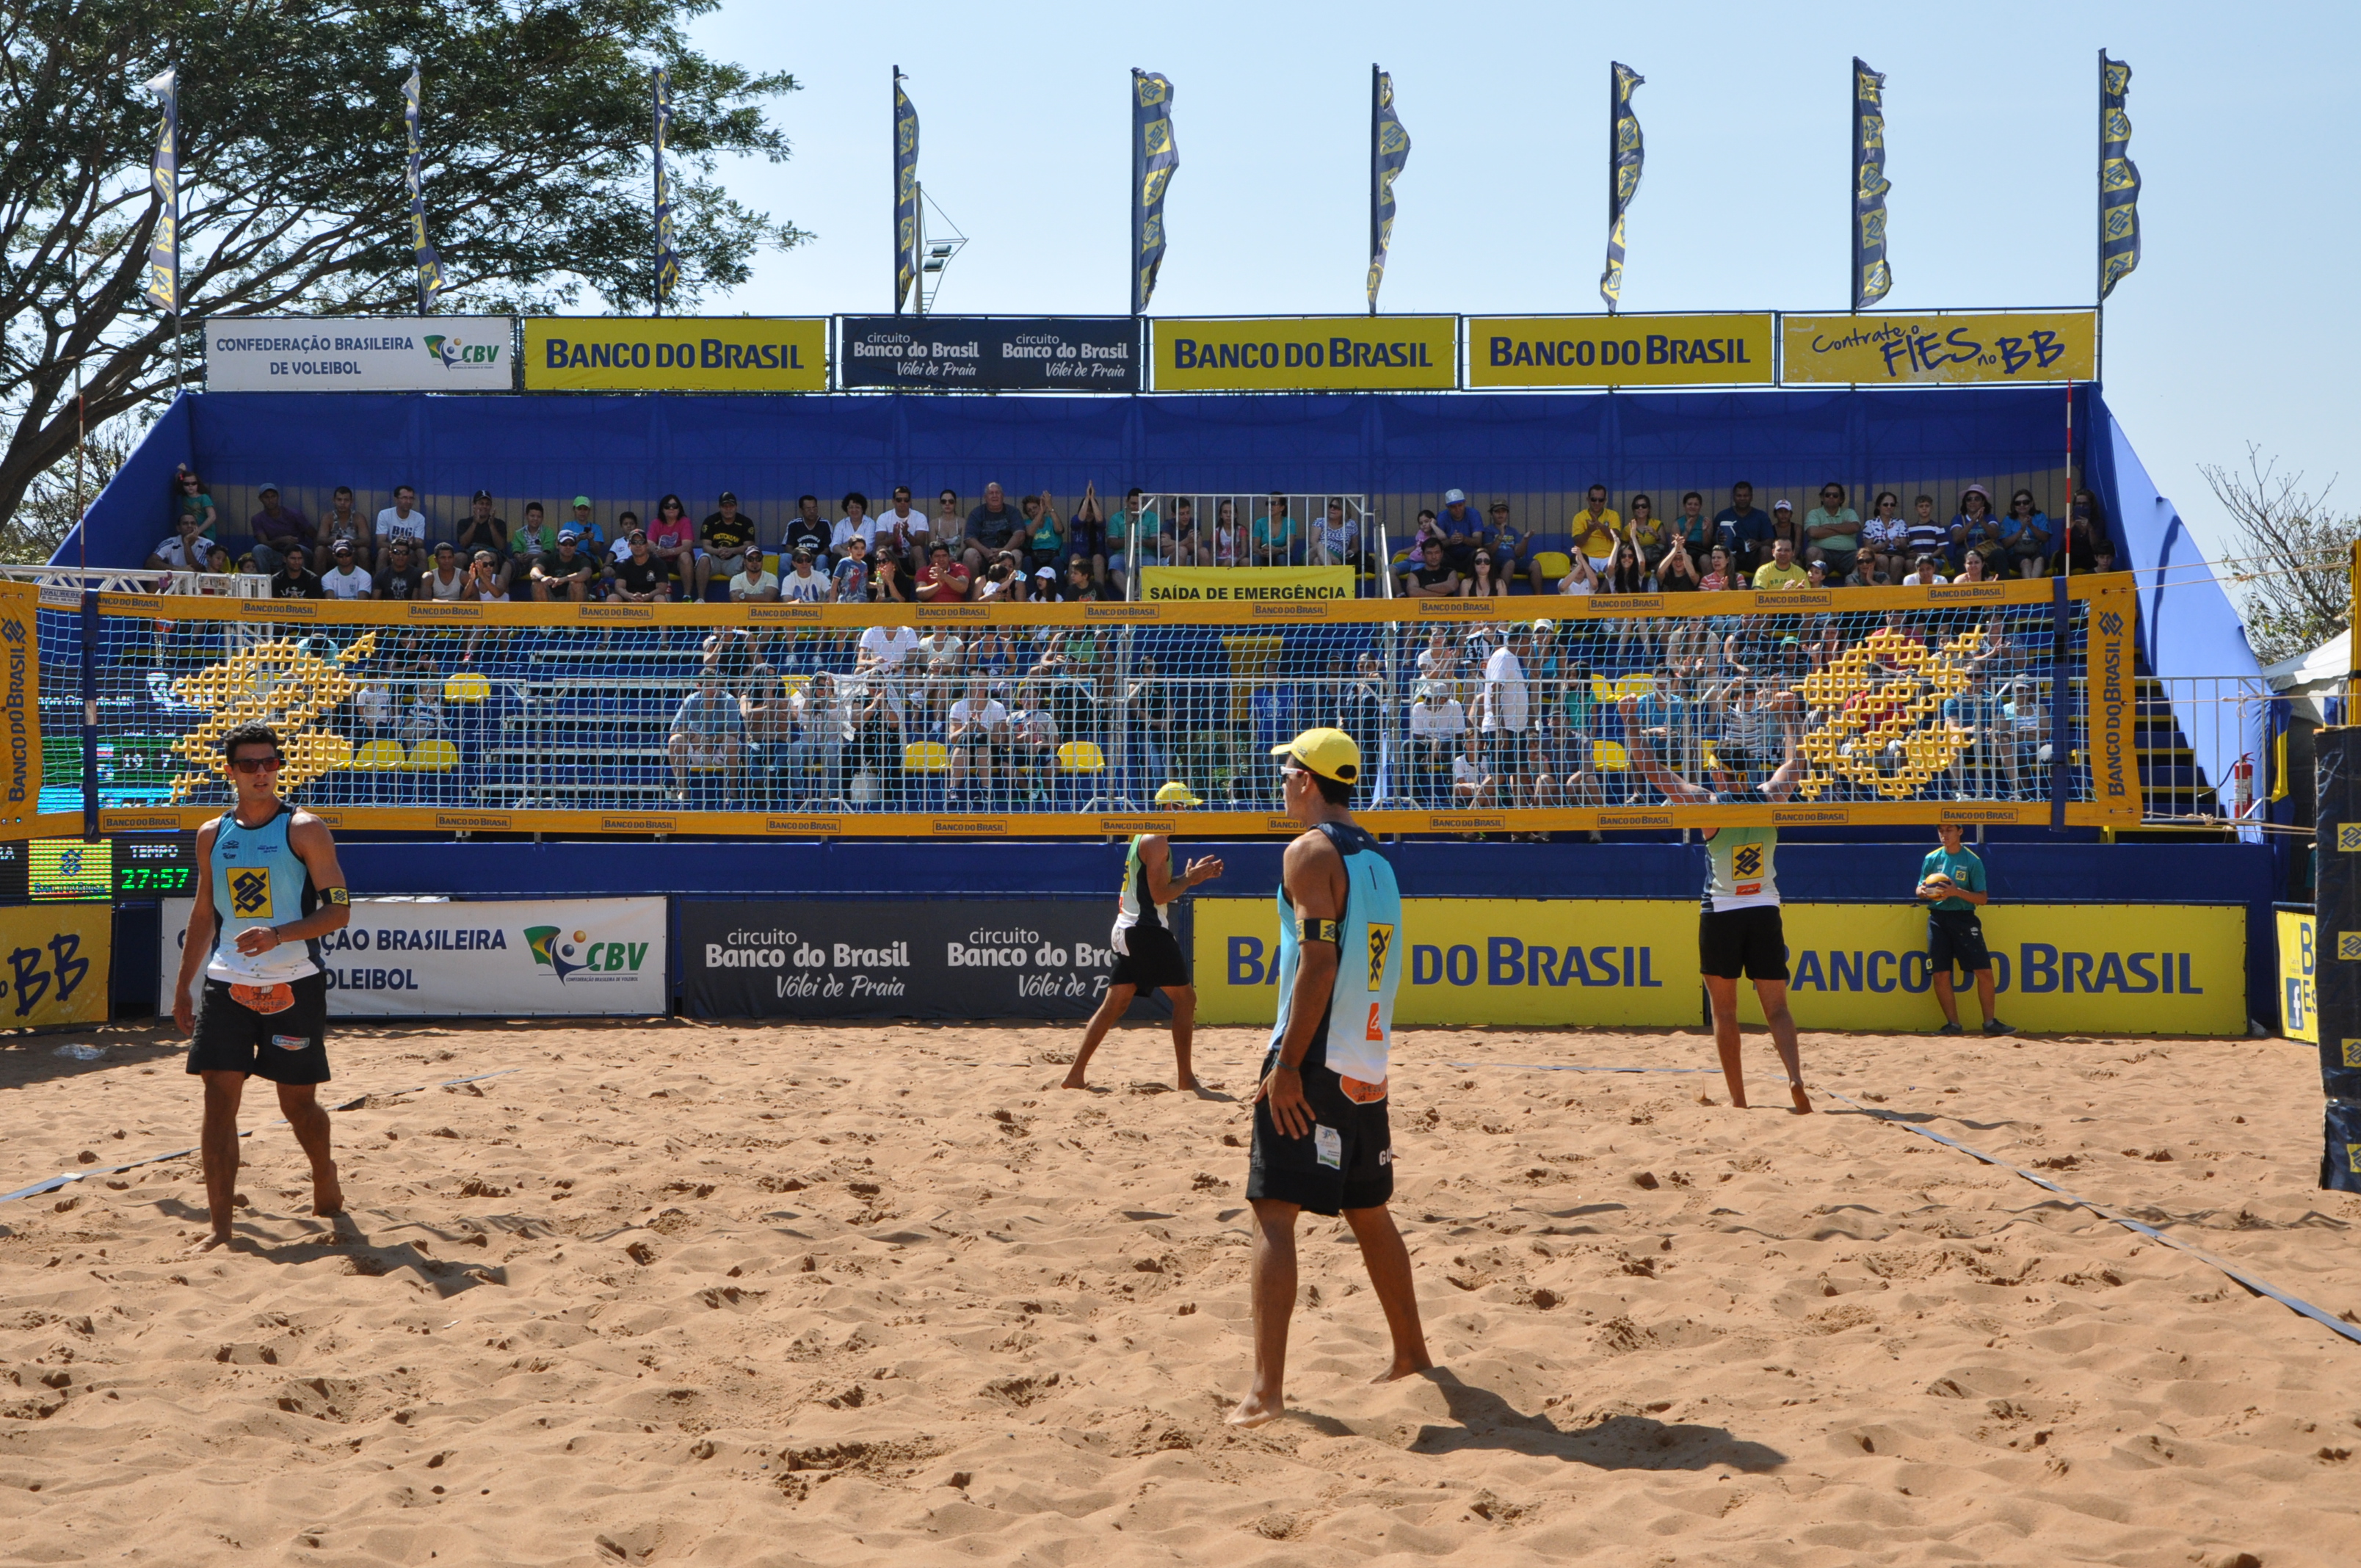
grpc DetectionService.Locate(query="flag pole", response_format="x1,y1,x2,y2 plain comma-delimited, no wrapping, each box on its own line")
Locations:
1368,63,1379,316
1130,69,1143,318
1606,61,1617,317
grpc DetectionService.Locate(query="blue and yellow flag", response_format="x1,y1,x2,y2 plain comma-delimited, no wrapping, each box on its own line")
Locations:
1367,66,1410,312
142,69,178,316
653,66,679,312
1851,57,1890,310
2099,51,2141,300
1599,62,1644,311
1132,69,1178,315
893,67,919,311
402,68,448,313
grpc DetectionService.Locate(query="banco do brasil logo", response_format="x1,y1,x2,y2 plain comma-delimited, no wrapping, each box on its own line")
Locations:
2097,610,2124,636
523,924,648,982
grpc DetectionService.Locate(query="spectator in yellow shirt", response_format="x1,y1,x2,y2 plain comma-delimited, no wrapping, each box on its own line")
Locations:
1751,536,1811,590
1626,493,1667,566
1570,483,1622,567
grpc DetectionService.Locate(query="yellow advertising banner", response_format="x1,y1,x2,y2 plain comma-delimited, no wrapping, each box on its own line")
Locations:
1152,316,1457,392
1139,565,1354,603
2280,909,2317,1044
523,316,827,392
1736,901,2246,1036
0,579,40,838
1780,311,2097,385
1466,314,1776,388
0,903,112,1030
2085,576,2141,822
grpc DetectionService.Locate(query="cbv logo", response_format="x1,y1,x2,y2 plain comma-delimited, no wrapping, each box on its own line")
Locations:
424,333,501,367
523,925,648,981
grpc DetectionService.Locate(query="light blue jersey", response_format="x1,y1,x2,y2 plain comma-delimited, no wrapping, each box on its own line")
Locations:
1269,821,1402,1084
207,805,320,984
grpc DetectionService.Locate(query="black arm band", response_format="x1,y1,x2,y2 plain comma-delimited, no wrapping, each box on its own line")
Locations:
324,887,349,906
1296,917,1341,946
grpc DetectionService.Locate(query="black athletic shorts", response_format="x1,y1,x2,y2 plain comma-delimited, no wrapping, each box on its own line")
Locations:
1927,908,1992,973
186,972,331,1085
1109,919,1189,992
1245,1049,1393,1216
1699,904,1788,981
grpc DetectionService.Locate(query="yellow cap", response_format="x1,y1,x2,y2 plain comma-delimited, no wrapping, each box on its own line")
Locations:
1269,727,1363,785
1153,781,1203,807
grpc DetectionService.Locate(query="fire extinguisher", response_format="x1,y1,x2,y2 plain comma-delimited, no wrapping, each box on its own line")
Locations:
2230,752,2255,819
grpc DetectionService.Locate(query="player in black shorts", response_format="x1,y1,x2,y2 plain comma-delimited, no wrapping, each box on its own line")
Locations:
1064,785,1223,1091
171,723,353,1250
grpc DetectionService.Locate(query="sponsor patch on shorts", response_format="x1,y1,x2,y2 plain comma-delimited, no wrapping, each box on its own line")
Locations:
270,1034,309,1050
1313,1125,1343,1170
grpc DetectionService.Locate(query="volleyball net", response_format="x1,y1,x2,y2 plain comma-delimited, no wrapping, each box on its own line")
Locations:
5,576,2145,839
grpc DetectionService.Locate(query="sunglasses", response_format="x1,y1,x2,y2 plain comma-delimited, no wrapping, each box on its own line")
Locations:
229,755,284,774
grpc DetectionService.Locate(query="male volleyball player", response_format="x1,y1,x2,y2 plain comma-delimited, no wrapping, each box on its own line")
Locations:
173,723,353,1250
1619,697,1813,1113
1229,729,1431,1427
1918,824,2011,1036
1063,782,1225,1092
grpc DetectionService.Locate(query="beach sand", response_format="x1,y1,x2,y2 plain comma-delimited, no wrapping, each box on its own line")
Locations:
4,1017,2358,1567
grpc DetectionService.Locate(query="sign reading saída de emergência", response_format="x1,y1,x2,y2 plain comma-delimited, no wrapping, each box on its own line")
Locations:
683,899,1161,1019
838,317,1139,391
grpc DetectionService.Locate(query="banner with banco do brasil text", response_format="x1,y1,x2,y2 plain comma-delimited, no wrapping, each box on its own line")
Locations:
523,317,827,392
0,580,40,837
1780,310,2096,385
1466,314,1775,388
2280,909,2317,1044
1152,316,1456,391
1139,565,1354,603
0,904,110,1029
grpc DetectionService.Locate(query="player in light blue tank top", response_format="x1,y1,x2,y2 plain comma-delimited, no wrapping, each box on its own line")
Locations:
1230,728,1430,1429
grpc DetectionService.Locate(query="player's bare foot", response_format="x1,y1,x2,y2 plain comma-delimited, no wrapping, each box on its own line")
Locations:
1175,1073,1199,1093
191,1230,237,1255
1373,1352,1435,1384
1226,1390,1283,1427
311,1163,344,1214
1059,1068,1089,1090
1788,1081,1814,1114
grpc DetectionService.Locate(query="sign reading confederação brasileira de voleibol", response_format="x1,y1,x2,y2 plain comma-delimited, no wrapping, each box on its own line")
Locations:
837,316,1140,391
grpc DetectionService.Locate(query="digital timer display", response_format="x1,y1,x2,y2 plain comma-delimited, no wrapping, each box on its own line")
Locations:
117,864,195,893
112,834,198,898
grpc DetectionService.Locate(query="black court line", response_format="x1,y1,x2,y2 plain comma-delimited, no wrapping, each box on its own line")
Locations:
0,1070,519,1207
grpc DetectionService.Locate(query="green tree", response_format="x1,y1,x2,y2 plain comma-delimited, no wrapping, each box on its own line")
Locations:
2201,446,2356,665
0,0,808,541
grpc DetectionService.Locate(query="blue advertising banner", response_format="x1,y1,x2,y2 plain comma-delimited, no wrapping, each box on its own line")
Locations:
836,316,1141,391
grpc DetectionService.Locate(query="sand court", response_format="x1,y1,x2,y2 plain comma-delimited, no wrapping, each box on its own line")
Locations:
3,1018,2358,1566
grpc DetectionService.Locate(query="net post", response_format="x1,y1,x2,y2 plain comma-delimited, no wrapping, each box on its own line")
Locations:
79,590,100,839
2049,576,2071,832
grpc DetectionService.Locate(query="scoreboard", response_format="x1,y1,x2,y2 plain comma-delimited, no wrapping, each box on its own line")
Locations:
0,834,199,901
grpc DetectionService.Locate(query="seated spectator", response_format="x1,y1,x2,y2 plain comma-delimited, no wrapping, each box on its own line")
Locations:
778,496,830,577
831,491,875,558
1655,534,1701,592
1697,545,1740,592
831,533,871,603
1804,482,1860,574
1435,490,1485,572
378,538,425,602
247,484,311,574
1166,496,1199,565
454,490,509,591
374,484,429,573
1902,494,1950,565
1768,498,1804,562
1486,502,1536,589
1627,494,1665,567
1712,482,1772,573
1013,492,1060,569
1672,490,1711,556
1860,490,1906,579
726,548,780,603
1252,493,1300,567
1901,552,1949,587
964,482,1023,573
510,501,556,568
530,534,599,601
1063,554,1103,602
1956,548,1992,584
2001,488,2051,576
872,552,913,603
1407,678,1467,805
946,677,1009,800
917,541,972,602
2092,537,2117,573
1606,536,1650,594
1556,550,1600,596
667,674,746,799
271,542,324,599
318,484,369,560
1113,487,1160,562
1398,536,1460,598
1024,564,1062,602
1752,537,1808,589
1950,484,2004,572
1197,498,1238,568
1462,548,1512,598
1310,496,1360,568
777,547,825,603
172,467,217,536
1066,486,1111,584
560,496,606,557
1840,551,1887,589
694,491,750,600
1570,484,1622,569
147,509,214,573
198,543,236,588
873,485,929,573
610,529,672,602
463,549,507,601
976,556,1020,600
315,540,369,599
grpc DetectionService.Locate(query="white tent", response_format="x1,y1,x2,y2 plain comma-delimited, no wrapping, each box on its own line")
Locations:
2263,630,2350,725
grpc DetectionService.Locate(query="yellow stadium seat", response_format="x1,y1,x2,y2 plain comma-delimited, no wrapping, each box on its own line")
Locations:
1534,551,1572,582
1056,741,1106,774
442,672,490,703
1591,740,1631,772
779,673,810,697
762,552,780,577
1591,673,1658,705
406,738,460,772
902,741,950,774
355,738,407,771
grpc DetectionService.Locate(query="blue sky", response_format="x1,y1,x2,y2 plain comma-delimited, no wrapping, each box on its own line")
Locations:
682,0,2361,559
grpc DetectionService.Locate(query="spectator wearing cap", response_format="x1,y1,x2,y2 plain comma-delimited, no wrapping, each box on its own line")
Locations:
319,540,374,600
1408,676,1467,807
1767,498,1805,564
946,676,1010,802
1025,563,1062,603
1484,502,1537,591
560,494,606,556
777,547,826,603
454,490,511,594
1803,483,1860,574
696,492,755,599
728,547,780,603
1950,485,2004,573
374,484,429,574
509,501,556,569
609,529,672,603
247,484,311,574
530,531,599,601
1713,482,1774,575
1569,484,1622,571
1436,488,1486,573
1476,623,1536,816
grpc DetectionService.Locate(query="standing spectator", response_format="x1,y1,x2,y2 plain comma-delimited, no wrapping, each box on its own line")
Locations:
1752,537,1810,590
1408,678,1467,806
173,467,218,537
1436,489,1486,573
453,490,510,595
643,493,697,594
1916,824,2009,1035
792,669,852,804
777,548,826,603
374,484,429,573
855,617,921,774
1476,623,1534,814
738,664,797,806
830,491,875,557
147,509,214,573
1252,493,1299,567
1860,491,1906,580
1059,484,1107,587
1397,536,1460,598
728,548,781,603
963,481,1022,573
917,541,972,602
1803,482,1860,574
667,674,746,800
2001,489,2051,576
1569,484,1622,570
1712,482,1773,573
530,534,598,601
697,492,756,599
319,540,372,600
1626,493,1665,567
779,495,831,571
610,530,672,602
378,539,426,602
317,484,369,562
1901,494,1950,565
1950,485,2004,573
509,501,556,570
1309,497,1360,568
1114,487,1161,566
247,484,311,573
831,534,871,602
421,542,469,602
269,542,324,599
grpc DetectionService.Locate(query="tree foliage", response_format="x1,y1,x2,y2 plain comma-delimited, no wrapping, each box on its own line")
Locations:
2201,445,2355,666
0,0,808,539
